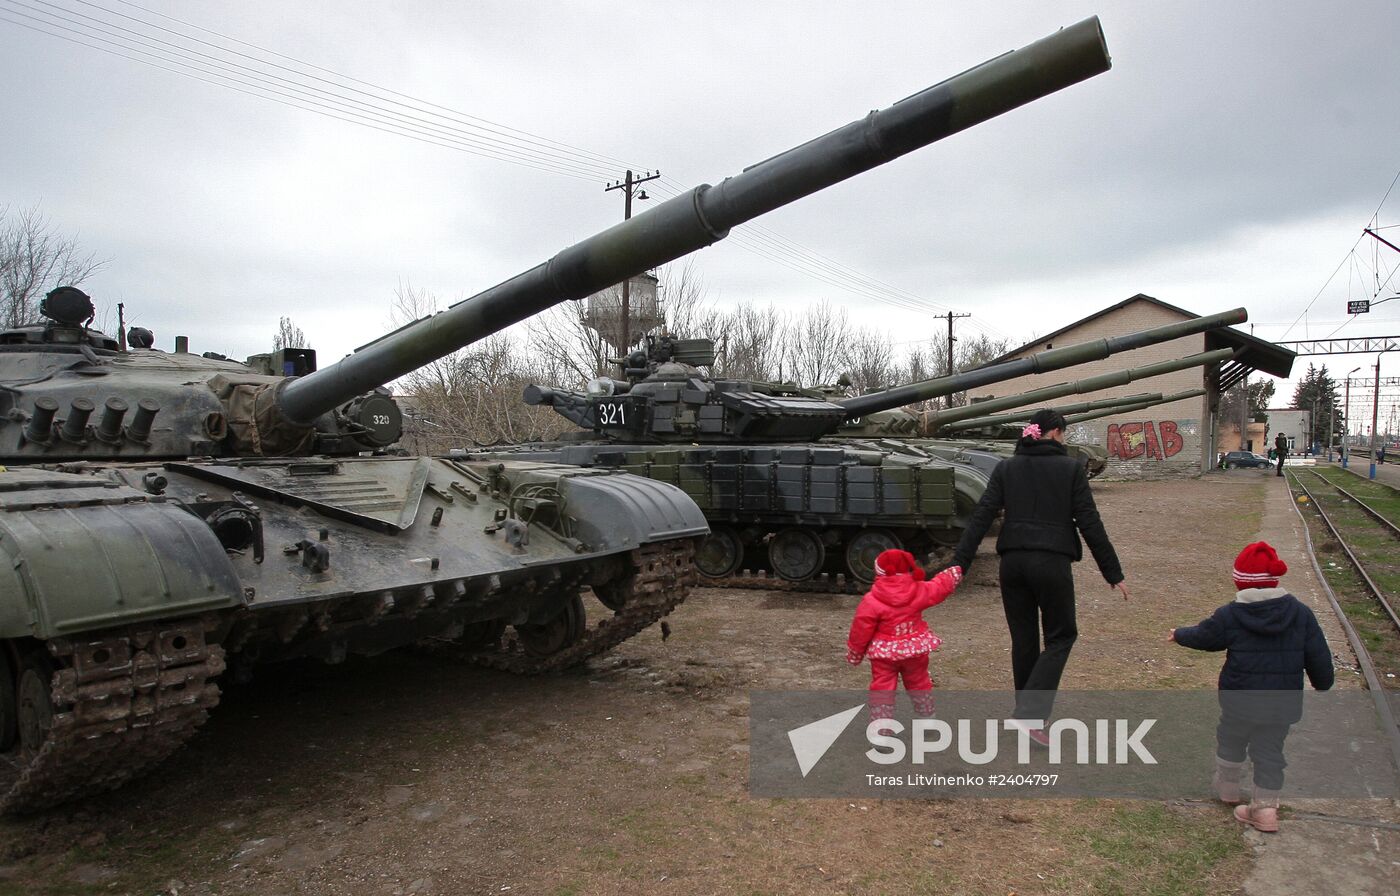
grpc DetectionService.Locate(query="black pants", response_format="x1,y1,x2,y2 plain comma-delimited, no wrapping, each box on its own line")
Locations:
1217,713,1290,790
1275,454,1285,476
999,550,1077,721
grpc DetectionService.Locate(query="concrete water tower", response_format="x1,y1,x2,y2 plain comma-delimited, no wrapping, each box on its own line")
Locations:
584,271,662,355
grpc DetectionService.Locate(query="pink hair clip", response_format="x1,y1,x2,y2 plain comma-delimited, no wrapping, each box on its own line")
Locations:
1021,423,1042,440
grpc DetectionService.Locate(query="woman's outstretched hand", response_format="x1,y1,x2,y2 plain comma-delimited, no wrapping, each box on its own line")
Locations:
1112,581,1130,601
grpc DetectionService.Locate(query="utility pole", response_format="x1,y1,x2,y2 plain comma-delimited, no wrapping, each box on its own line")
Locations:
943,310,971,408
1370,357,1382,479
1242,322,1254,453
1343,368,1359,468
605,169,661,352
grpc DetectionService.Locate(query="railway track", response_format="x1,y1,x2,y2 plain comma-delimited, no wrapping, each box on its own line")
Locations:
1285,467,1400,770
1292,470,1400,636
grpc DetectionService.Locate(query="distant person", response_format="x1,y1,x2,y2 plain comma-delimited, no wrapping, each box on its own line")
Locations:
1273,432,1288,477
1169,541,1334,833
846,550,962,725
952,408,1129,746
1379,444,1387,465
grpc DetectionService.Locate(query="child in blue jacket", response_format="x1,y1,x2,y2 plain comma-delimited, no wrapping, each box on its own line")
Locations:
1170,541,1333,833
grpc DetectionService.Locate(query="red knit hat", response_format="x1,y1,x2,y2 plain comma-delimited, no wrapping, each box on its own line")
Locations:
874,549,918,577
1232,541,1288,589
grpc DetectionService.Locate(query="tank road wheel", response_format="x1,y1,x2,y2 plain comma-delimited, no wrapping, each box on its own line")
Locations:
844,529,903,585
459,619,507,650
695,527,745,579
515,594,586,658
0,653,17,752
16,650,55,758
768,528,826,582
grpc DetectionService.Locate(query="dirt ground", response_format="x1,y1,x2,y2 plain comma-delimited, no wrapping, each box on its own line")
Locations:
0,475,1386,895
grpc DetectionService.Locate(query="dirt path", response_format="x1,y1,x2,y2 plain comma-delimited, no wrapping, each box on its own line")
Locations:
1,474,1387,895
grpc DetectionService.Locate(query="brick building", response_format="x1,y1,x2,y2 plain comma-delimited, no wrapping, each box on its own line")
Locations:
966,295,1293,479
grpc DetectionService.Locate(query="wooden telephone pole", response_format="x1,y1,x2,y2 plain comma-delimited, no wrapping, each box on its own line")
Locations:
605,169,661,351
944,310,972,407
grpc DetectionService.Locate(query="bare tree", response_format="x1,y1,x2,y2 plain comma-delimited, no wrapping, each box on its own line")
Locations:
709,303,788,381
273,316,309,350
1,205,104,328
391,282,573,451
525,300,612,384
904,329,1010,410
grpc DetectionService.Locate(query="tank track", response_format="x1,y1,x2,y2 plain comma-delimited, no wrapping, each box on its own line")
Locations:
703,570,865,595
466,540,697,674
0,617,223,815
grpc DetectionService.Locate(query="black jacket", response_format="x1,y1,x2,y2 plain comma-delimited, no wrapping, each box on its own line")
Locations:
952,439,1123,584
1174,590,1334,723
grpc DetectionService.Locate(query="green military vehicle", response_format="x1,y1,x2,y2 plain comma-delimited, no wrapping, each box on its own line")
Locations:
0,14,1119,811
500,311,1243,587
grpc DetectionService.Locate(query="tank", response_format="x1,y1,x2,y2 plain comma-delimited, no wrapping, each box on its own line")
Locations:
0,15,1118,812
502,312,1243,586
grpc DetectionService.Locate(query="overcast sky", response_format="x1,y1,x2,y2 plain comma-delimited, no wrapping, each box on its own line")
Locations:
3,0,1399,405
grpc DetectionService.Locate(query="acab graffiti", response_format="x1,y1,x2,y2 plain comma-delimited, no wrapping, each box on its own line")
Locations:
1107,420,1185,460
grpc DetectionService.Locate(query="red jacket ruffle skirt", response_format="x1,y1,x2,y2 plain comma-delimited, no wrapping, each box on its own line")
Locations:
846,567,961,664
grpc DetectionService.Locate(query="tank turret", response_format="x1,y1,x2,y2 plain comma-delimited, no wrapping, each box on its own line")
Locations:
0,16,1117,813
528,311,1245,444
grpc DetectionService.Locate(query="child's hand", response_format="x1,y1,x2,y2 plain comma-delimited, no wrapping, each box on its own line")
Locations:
845,648,864,666
1167,628,1176,643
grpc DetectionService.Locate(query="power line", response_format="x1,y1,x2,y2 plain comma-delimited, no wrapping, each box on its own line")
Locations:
3,0,1015,344
1282,165,1400,341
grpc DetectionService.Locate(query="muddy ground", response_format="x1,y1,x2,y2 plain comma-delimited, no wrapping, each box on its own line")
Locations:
0,475,1378,895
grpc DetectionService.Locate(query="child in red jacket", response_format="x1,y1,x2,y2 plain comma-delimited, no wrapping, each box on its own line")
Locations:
846,549,962,722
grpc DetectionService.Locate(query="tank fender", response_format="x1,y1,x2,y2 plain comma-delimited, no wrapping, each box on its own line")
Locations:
0,494,246,639
556,472,708,552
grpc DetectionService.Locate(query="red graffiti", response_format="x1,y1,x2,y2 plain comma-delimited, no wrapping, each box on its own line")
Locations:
1160,420,1183,457
1110,422,1145,458
1107,420,1186,461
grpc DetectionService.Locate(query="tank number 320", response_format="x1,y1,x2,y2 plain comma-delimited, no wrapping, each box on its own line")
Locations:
371,415,392,426
597,401,628,427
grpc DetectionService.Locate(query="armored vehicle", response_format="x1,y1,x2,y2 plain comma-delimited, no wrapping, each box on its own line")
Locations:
506,311,1244,585
0,297,709,816
0,14,1117,812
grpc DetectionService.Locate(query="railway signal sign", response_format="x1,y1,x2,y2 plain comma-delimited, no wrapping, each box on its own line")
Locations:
1348,299,1371,314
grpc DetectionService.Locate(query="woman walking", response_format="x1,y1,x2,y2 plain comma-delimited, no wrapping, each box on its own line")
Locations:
952,408,1129,744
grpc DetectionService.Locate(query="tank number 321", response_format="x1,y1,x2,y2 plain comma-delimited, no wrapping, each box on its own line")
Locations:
597,401,629,427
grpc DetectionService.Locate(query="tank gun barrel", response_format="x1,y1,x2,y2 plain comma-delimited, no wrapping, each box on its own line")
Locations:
275,18,1111,424
937,391,1162,433
1062,389,1207,425
837,308,1245,421
925,348,1236,431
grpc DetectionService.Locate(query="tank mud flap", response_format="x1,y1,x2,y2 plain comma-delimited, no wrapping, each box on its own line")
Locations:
0,495,245,639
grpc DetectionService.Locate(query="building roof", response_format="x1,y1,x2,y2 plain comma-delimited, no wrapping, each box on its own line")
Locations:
980,294,1295,389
